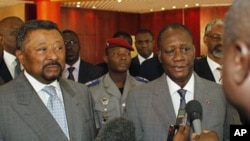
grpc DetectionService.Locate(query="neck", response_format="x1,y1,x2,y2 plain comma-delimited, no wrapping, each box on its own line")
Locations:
108,71,127,88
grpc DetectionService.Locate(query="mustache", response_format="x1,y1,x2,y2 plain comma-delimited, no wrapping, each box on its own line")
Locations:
213,44,223,50
43,61,62,68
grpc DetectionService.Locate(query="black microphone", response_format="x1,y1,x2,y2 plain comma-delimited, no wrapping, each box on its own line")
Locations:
95,117,135,141
185,100,202,135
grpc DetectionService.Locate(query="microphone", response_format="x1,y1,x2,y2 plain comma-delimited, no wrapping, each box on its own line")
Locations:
95,117,135,141
185,100,202,135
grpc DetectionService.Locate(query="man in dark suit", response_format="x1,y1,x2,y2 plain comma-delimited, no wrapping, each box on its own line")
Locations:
62,29,103,83
0,20,96,141
0,16,24,83
0,43,4,85
124,23,241,141
194,19,224,84
129,29,155,77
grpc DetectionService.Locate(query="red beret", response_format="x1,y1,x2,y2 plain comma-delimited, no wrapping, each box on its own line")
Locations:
106,37,134,51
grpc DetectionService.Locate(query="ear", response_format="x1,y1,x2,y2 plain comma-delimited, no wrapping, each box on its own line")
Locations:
104,55,108,63
158,50,162,63
232,40,250,84
15,49,24,65
203,35,208,44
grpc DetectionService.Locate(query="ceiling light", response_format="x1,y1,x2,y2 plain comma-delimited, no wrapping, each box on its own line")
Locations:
195,3,199,6
161,7,165,10
172,6,176,9
117,0,122,2
185,4,188,8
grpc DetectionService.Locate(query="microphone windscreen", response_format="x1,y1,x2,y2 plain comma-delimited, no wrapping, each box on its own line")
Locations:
185,100,202,121
95,117,135,141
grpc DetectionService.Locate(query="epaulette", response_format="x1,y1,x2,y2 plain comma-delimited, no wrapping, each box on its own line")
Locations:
85,79,100,87
135,76,149,83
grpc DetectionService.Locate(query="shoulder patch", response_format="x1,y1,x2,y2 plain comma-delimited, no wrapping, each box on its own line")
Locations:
85,79,100,87
135,76,149,83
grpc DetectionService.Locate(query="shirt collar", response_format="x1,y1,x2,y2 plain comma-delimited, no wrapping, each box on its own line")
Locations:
167,73,194,96
137,53,154,64
24,70,60,93
207,56,221,72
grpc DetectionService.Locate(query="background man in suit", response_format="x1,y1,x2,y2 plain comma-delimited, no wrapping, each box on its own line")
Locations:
0,44,4,85
62,29,103,83
88,38,147,129
222,0,250,125
129,28,157,77
194,19,224,84
124,23,241,141
0,20,96,141
0,16,24,83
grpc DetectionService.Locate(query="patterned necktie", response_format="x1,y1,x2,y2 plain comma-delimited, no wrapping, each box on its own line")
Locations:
216,67,222,83
177,89,187,109
67,67,75,81
43,86,69,139
14,58,21,78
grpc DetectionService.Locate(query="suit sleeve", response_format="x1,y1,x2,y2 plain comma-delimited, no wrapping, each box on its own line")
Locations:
123,90,144,141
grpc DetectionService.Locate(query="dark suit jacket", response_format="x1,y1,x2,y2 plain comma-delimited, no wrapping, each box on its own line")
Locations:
124,73,241,141
139,56,164,81
0,58,13,83
194,57,216,82
0,72,96,141
78,60,104,83
129,56,141,77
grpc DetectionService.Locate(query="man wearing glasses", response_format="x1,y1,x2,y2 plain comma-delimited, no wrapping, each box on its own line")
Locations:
194,19,224,84
62,29,104,83
129,29,156,77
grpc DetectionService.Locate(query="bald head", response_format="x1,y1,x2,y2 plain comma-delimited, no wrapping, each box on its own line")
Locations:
0,16,24,55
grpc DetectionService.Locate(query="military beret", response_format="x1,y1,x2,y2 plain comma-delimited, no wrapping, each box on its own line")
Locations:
106,37,134,51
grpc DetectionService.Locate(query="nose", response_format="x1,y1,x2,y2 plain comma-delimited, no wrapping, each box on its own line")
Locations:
173,49,184,61
47,47,58,60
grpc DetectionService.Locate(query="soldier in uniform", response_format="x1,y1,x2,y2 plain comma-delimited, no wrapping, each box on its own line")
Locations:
87,37,148,129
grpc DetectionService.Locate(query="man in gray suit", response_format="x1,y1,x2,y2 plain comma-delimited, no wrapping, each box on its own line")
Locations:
124,23,241,141
0,20,96,141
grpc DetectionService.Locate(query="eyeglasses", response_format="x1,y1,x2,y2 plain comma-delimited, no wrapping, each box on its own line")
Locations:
206,34,222,42
135,40,153,45
64,40,78,46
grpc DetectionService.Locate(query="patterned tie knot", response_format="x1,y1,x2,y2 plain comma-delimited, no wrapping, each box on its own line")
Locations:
68,67,75,73
177,89,187,109
67,67,75,81
216,66,223,82
43,85,57,97
177,89,186,99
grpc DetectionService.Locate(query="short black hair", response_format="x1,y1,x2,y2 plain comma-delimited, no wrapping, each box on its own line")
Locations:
16,20,60,50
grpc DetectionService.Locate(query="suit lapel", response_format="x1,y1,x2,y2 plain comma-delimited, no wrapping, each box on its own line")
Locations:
12,73,68,141
193,73,215,119
151,74,176,128
59,79,83,141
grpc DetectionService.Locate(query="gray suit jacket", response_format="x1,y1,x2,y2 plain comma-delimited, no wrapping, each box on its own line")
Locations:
124,73,241,141
0,72,96,141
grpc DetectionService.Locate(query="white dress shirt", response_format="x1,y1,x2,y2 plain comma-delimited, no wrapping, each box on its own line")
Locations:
24,71,65,108
167,74,194,116
137,53,154,65
3,50,17,78
207,57,222,84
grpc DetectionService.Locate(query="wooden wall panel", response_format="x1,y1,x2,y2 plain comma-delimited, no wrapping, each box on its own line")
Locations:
184,7,201,57
139,9,183,53
61,8,140,64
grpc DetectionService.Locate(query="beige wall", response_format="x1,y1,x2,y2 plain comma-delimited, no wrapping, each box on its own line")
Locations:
0,4,25,21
